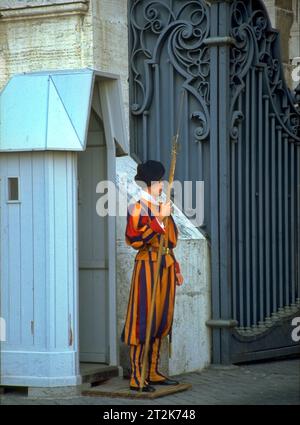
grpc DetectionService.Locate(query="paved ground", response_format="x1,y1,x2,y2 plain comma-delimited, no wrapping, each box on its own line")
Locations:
0,358,299,405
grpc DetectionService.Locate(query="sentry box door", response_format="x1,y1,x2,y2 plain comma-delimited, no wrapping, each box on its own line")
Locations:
78,110,108,363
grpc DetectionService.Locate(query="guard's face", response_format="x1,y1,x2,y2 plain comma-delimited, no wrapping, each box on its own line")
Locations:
150,180,163,198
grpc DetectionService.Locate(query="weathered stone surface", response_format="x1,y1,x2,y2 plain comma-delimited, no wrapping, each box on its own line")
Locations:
0,1,88,8
90,0,129,140
0,10,93,89
263,0,296,88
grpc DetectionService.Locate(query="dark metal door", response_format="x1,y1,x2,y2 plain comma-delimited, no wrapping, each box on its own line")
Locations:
128,0,300,363
226,0,300,363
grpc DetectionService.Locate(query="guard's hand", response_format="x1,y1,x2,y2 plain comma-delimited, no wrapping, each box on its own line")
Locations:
158,201,171,221
176,273,184,286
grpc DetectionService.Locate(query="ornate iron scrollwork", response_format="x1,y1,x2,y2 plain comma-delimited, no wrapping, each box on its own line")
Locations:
129,0,210,141
229,0,300,142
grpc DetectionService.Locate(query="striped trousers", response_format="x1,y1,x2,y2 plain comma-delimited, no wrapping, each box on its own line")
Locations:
129,337,167,388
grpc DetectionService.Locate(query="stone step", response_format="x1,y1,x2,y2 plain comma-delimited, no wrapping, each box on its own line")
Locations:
80,363,120,385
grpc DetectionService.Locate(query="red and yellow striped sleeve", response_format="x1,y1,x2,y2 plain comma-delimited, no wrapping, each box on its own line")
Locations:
125,201,166,250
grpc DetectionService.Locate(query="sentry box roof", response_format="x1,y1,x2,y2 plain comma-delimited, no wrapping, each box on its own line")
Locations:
0,68,128,153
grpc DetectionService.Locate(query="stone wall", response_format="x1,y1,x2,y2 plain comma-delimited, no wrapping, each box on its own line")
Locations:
290,0,300,90
263,0,299,89
90,0,129,140
0,1,93,88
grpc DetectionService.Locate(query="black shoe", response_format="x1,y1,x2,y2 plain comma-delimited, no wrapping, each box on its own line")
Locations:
130,384,156,392
148,377,180,386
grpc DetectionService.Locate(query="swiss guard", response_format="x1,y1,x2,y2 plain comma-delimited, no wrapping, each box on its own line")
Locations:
121,159,184,392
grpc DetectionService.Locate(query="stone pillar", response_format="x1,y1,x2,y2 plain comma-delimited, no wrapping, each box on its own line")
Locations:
263,0,295,88
90,0,129,140
290,0,300,90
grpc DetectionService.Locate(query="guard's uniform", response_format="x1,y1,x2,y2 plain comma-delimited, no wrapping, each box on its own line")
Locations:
120,193,181,388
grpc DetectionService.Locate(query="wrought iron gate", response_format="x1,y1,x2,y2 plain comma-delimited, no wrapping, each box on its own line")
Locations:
128,0,300,363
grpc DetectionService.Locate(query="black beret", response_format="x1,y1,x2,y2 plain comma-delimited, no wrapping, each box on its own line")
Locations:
134,160,165,187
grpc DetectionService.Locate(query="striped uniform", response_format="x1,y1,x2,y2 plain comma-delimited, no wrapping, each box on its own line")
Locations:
120,197,181,386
